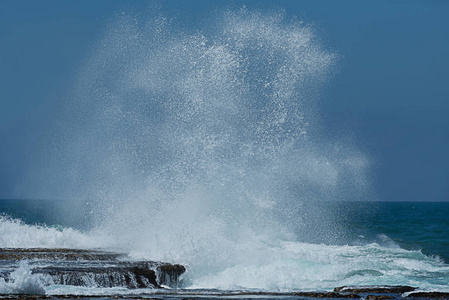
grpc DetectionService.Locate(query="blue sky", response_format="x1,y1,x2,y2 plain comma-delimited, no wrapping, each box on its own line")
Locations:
1,0,448,201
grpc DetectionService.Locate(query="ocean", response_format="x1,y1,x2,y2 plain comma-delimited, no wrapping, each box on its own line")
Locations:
1,199,448,297
1,7,448,299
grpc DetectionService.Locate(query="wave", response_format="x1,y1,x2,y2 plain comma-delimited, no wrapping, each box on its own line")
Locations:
1,216,448,293
187,241,449,291
0,261,45,294
10,5,443,294
0,215,101,249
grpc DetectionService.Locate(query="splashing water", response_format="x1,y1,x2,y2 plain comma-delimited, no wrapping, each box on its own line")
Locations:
14,8,382,290
0,261,45,294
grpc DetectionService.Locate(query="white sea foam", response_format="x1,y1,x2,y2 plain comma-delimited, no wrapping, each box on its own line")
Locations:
0,261,45,294
186,242,449,291
0,216,101,249
1,215,448,292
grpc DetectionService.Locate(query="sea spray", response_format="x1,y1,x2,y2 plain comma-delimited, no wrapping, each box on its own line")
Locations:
17,7,373,290
0,261,45,294
0,215,100,249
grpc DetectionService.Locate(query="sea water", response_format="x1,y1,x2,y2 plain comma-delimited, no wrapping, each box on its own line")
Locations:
2,6,449,296
0,200,448,294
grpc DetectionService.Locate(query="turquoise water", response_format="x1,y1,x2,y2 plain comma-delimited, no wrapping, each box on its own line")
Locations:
301,201,449,264
274,200,449,264
360,202,449,264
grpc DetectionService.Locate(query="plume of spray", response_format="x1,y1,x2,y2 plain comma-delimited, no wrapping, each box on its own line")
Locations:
20,8,370,287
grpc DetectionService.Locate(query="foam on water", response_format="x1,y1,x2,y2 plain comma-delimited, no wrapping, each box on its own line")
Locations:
189,242,449,291
1,218,448,293
0,216,101,249
0,261,45,294
10,6,448,293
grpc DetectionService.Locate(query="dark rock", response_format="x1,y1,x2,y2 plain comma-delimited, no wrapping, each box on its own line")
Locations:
0,248,123,261
157,263,186,287
407,292,449,299
334,285,418,294
129,264,158,288
292,292,360,298
0,248,186,289
36,261,162,288
366,295,395,300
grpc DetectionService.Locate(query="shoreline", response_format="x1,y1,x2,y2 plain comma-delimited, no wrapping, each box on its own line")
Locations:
1,249,449,299
1,289,449,300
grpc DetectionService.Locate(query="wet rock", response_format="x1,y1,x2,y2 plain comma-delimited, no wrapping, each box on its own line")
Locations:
334,285,418,294
36,262,162,288
0,248,186,289
292,292,360,298
0,248,123,261
366,295,395,300
157,263,186,287
407,292,449,299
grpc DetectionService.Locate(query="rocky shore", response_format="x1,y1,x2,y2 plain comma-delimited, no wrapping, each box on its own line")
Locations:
1,248,448,299
0,248,185,290
1,288,449,300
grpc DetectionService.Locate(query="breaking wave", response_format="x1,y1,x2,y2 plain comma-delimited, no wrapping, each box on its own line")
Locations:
12,7,446,293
